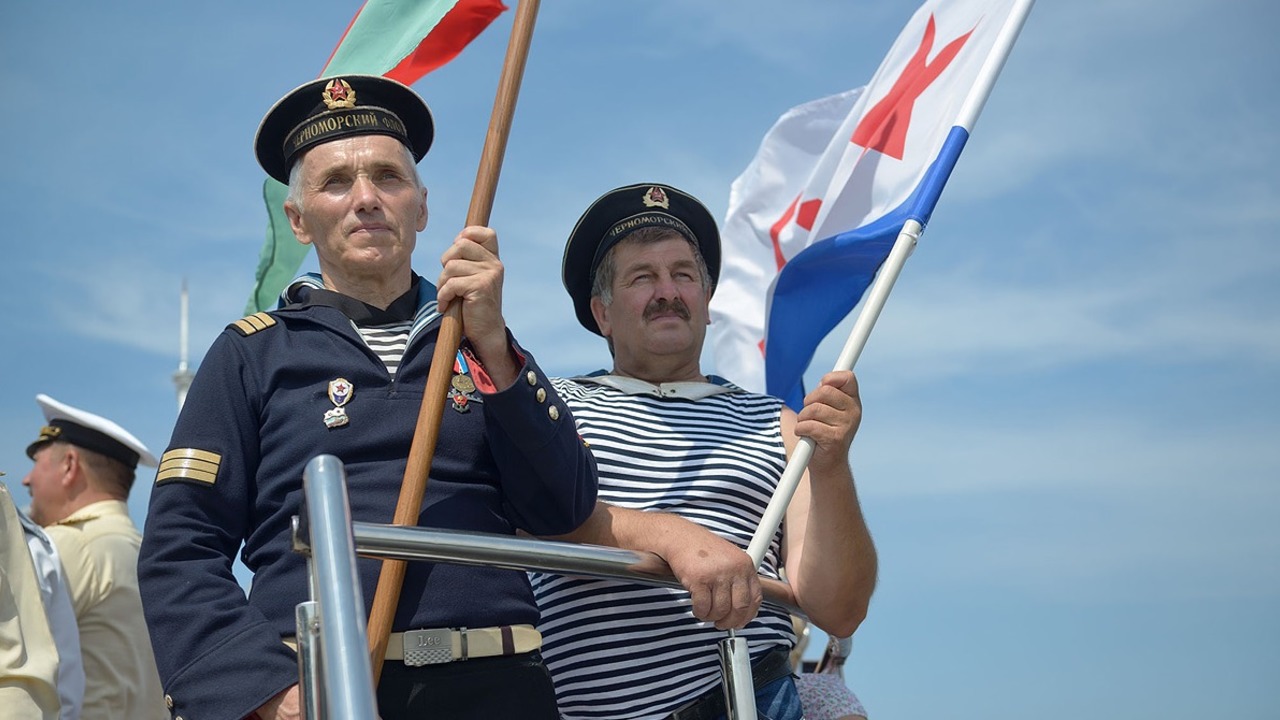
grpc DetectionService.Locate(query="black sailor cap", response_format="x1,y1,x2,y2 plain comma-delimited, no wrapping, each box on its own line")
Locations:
561,183,721,336
254,74,434,184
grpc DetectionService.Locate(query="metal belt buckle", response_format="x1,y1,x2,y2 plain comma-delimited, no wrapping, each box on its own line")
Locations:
402,628,454,666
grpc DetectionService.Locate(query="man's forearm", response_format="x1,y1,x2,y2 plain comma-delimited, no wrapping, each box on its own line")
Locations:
791,465,877,637
553,501,688,556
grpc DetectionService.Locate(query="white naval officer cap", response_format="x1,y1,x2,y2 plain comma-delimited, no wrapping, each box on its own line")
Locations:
25,393,158,470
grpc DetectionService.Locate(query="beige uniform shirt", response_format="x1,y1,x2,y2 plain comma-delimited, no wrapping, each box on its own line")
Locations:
20,505,84,720
47,500,167,720
1,485,62,720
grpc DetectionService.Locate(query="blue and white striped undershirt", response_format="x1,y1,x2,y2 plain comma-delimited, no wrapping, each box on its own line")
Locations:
282,273,439,378
532,376,796,720
356,322,411,376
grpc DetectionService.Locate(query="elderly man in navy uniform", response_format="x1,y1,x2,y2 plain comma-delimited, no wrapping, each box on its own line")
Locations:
137,75,597,720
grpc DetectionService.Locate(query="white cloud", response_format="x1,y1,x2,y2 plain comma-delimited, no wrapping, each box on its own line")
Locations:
45,253,251,361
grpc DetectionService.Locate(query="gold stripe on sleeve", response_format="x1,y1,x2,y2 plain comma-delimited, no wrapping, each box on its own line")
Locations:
156,448,222,485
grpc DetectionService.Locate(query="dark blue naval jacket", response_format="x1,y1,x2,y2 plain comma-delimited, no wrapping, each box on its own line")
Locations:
138,275,597,720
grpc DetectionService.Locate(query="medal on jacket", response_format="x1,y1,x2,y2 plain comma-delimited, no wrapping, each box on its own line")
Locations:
450,352,477,413
324,378,353,428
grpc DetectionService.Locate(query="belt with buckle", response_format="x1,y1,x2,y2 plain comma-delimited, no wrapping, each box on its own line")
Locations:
385,624,541,666
665,648,794,720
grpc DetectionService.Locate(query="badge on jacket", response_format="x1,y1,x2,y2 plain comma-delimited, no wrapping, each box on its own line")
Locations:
450,353,480,413
325,378,353,428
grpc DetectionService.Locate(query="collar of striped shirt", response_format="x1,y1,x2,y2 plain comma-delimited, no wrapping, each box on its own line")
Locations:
575,373,742,400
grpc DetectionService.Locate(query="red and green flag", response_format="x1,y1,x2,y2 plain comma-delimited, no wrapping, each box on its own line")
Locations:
246,0,508,313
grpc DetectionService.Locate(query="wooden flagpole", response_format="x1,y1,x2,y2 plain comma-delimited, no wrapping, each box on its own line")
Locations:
365,0,542,684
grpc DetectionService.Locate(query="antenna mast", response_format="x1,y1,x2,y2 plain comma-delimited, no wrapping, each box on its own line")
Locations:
172,279,195,410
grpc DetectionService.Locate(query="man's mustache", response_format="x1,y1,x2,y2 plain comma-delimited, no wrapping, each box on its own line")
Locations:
644,298,691,321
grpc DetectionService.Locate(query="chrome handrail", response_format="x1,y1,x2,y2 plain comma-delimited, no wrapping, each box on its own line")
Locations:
298,455,379,719
297,453,787,719
340,522,800,615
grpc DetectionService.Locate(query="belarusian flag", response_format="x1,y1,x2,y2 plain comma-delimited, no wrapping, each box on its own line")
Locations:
246,0,508,313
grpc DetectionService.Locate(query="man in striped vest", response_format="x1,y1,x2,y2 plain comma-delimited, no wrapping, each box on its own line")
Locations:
532,183,878,720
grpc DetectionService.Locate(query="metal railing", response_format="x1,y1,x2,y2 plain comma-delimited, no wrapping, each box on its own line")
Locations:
295,454,792,719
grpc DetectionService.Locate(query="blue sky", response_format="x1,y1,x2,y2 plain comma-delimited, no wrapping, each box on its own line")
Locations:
3,1,1277,717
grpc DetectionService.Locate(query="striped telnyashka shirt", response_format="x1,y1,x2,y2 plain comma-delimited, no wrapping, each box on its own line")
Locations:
532,376,796,720
357,322,412,376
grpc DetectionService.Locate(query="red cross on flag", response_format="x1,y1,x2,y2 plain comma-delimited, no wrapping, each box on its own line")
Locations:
710,0,1034,408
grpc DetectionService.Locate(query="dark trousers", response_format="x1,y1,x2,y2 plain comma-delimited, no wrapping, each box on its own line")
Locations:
376,651,559,720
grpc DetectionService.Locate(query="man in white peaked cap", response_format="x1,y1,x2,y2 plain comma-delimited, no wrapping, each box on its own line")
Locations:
22,394,167,720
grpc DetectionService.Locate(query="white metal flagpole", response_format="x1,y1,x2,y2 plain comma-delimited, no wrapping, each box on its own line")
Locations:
746,220,921,565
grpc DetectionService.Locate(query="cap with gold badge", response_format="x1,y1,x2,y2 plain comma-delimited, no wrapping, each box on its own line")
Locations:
561,183,721,336
25,394,157,470
253,74,435,184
